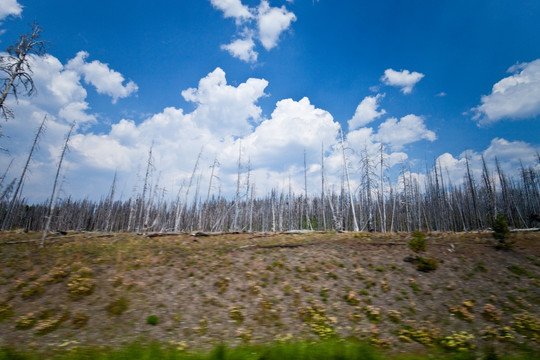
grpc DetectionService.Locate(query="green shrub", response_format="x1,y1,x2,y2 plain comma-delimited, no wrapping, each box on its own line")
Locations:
493,214,513,249
106,297,129,316
416,257,438,272
146,315,159,326
408,231,426,254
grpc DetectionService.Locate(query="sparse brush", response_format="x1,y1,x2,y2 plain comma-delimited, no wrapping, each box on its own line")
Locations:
15,313,37,330
71,313,89,328
415,257,438,272
106,297,129,316
0,302,14,322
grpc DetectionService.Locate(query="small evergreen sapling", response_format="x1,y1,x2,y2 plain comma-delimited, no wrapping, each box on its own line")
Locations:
408,231,438,272
493,214,513,250
408,231,426,253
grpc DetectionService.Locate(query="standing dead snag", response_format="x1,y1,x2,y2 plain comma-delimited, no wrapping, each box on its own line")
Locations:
232,142,242,232
340,127,359,232
0,23,47,135
41,122,75,247
2,115,47,230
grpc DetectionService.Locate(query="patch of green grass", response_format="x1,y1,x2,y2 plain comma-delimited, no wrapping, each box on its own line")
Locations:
319,288,330,303
327,272,338,280
410,282,420,294
507,265,537,279
527,256,540,267
0,340,535,360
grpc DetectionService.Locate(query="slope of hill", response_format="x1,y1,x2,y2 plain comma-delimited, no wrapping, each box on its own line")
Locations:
0,231,539,357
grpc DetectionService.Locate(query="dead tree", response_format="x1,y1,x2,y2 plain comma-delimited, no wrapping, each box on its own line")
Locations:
340,127,359,231
320,142,327,230
137,143,154,232
378,144,388,232
41,122,75,247
2,115,46,230
0,23,47,141
481,154,496,224
174,148,202,232
232,143,242,232
361,145,376,231
303,148,312,230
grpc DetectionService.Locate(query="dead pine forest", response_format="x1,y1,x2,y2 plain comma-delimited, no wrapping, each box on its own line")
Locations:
1,24,540,360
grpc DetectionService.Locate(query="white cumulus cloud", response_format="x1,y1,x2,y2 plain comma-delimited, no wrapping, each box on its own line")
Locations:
66,51,138,104
210,0,252,23
181,67,268,137
381,68,424,94
0,0,22,21
473,59,540,125
221,36,258,63
376,114,436,150
242,97,339,168
348,94,386,130
482,137,540,165
257,0,297,50
212,0,296,62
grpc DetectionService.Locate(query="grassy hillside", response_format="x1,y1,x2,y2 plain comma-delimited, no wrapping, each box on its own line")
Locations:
0,231,539,358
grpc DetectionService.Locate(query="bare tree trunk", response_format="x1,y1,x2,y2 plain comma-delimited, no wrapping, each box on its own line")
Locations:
481,154,496,224
379,144,386,232
243,158,252,231
0,159,14,202
362,146,374,231
249,184,255,232
465,156,480,229
203,156,219,230
104,171,117,232
137,143,153,232
175,148,202,232
271,189,276,232
232,143,242,231
303,149,312,230
288,175,293,230
2,115,46,230
321,142,327,231
127,167,140,232
340,127,359,231
41,122,74,247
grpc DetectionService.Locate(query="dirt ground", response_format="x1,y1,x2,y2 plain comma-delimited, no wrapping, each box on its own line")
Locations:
0,230,539,354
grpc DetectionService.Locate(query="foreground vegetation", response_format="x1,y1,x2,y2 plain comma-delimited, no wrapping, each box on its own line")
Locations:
0,340,537,360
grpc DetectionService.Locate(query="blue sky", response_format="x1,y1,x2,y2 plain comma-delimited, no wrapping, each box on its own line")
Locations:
1,0,539,202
